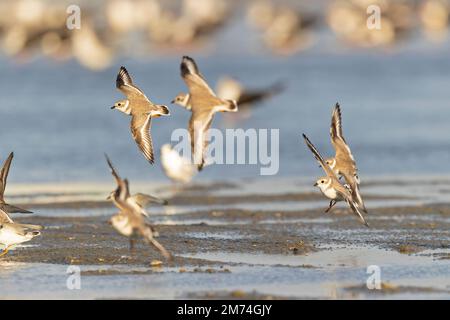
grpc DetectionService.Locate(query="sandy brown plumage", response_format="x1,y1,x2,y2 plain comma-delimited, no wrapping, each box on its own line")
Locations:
114,66,170,164
179,56,237,170
329,103,366,213
303,134,369,227
105,155,171,260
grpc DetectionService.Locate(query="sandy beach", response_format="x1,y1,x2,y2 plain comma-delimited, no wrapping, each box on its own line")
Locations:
1,177,449,299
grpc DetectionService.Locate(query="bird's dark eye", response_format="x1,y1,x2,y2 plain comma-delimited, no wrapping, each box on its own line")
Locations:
321,180,324,183
118,103,121,106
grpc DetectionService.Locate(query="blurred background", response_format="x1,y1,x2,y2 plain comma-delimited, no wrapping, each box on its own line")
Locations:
1,0,450,183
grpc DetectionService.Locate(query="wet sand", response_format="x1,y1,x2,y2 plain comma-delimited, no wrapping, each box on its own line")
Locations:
0,178,449,299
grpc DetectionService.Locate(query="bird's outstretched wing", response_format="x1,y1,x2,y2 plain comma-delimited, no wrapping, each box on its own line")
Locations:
116,66,149,104
180,56,216,98
0,152,13,203
130,114,154,164
303,134,338,180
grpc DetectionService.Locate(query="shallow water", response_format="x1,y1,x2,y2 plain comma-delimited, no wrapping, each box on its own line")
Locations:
1,245,448,299
2,29,450,184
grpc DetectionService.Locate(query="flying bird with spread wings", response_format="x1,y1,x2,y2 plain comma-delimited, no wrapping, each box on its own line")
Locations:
172,56,238,170
105,155,171,260
302,134,369,227
112,66,170,164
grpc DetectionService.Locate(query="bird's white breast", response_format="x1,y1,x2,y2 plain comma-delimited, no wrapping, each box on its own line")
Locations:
321,186,338,200
111,216,133,237
0,226,33,247
318,180,340,200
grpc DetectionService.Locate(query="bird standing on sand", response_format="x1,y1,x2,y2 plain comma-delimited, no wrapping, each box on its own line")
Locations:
0,153,41,257
0,210,42,257
105,155,171,260
325,103,366,213
112,66,170,164
302,134,369,227
173,56,238,170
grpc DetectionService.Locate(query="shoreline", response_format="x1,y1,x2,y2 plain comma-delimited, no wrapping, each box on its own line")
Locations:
1,178,449,299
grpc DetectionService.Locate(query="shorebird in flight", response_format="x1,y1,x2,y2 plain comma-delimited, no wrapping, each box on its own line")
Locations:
112,66,170,165
173,77,284,111
302,134,369,227
0,152,33,214
105,155,171,259
105,154,167,219
160,144,197,184
216,76,285,109
173,56,238,170
326,103,367,213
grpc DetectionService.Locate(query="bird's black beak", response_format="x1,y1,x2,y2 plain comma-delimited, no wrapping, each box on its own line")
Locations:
111,106,115,109
313,182,318,187
170,100,175,104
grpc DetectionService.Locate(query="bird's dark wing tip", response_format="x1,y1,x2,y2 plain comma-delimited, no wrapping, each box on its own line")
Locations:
116,66,132,88
145,155,155,165
334,103,341,115
180,56,198,77
104,153,112,166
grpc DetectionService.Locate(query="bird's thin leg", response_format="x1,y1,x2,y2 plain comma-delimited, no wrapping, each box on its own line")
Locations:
325,200,337,213
148,237,172,261
0,246,11,257
129,239,135,252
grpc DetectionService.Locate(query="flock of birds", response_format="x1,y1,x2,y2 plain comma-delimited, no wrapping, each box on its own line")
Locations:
0,55,370,261
1,0,450,70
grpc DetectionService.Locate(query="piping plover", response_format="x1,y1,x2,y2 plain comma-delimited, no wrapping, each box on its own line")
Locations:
160,144,197,184
105,154,166,218
112,66,170,165
0,209,42,257
105,155,171,259
302,134,369,228
326,103,367,213
173,56,238,170
0,152,32,214
172,92,191,110
173,77,284,111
